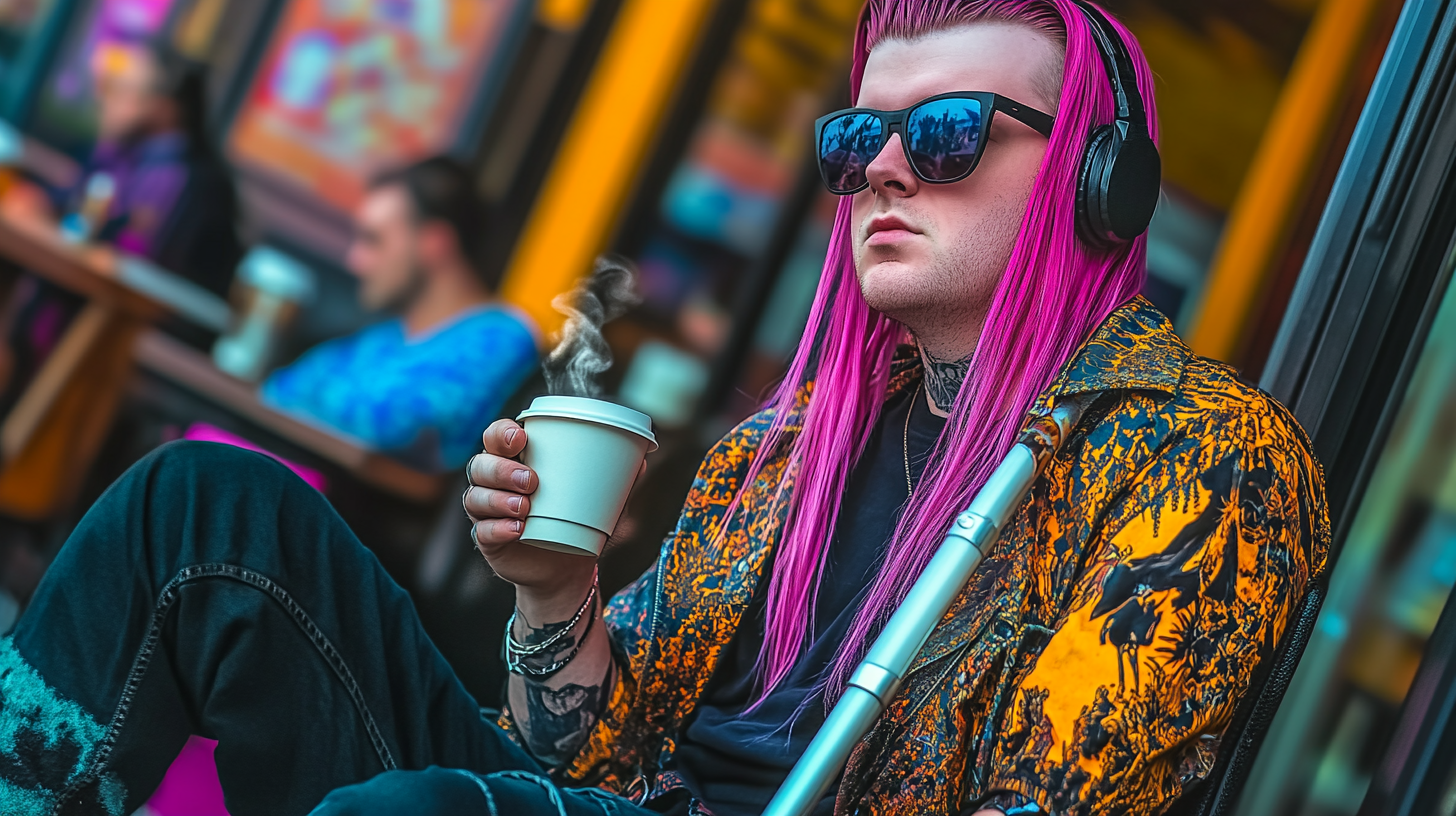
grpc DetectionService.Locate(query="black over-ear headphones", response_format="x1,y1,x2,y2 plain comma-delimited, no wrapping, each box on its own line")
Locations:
1071,0,1162,248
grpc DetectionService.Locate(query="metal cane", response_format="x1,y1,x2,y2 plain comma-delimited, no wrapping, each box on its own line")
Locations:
762,393,1093,816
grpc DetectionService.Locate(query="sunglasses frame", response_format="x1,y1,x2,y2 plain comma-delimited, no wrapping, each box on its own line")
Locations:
813,91,1056,195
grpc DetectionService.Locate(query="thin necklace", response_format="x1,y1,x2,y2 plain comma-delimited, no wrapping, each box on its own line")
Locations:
903,382,921,495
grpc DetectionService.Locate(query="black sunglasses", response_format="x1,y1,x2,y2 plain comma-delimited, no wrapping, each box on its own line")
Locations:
814,91,1055,195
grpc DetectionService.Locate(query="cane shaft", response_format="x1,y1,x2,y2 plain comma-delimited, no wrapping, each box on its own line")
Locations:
762,395,1088,816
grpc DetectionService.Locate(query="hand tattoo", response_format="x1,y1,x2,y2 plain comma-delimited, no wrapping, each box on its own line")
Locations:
922,348,972,412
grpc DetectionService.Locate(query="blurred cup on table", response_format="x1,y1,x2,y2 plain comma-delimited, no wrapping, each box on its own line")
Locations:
618,339,709,429
515,395,657,557
0,119,21,168
58,172,116,243
213,247,316,382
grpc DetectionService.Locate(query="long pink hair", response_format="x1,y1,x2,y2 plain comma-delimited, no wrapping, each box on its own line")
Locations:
732,0,1159,704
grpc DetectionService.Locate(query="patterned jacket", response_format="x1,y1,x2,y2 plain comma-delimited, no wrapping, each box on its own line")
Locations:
507,297,1330,816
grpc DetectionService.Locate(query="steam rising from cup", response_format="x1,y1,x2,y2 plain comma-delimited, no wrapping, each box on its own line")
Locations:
543,257,641,397
518,257,652,556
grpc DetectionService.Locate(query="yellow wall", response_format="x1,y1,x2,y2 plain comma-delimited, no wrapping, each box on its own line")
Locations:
539,0,596,30
1188,0,1385,360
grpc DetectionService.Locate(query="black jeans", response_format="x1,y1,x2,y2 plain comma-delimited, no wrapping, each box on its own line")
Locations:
2,442,651,816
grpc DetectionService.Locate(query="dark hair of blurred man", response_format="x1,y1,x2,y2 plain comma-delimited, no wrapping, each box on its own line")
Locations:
347,157,499,330
261,157,539,471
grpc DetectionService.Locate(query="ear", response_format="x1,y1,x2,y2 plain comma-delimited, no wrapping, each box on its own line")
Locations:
415,220,461,268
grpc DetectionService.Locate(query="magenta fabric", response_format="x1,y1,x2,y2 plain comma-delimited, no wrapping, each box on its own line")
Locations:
84,133,190,258
182,423,329,492
145,736,230,816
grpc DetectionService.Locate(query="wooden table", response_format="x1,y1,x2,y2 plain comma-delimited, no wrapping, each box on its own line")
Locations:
0,216,174,519
0,216,165,317
0,208,445,516
133,329,443,504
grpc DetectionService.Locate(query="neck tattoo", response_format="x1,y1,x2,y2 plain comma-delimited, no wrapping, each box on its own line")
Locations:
922,348,972,413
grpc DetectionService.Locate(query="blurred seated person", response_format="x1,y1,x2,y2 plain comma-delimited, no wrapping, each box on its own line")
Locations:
0,38,241,295
0,39,240,412
261,157,540,471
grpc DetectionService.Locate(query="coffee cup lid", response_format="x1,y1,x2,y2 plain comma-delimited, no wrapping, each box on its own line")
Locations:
518,395,658,450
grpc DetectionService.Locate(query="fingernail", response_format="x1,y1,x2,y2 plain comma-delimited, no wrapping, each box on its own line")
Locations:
511,519,523,534
508,495,523,514
512,469,531,490
505,428,518,446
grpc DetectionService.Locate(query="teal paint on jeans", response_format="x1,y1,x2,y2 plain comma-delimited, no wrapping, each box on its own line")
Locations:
0,636,127,815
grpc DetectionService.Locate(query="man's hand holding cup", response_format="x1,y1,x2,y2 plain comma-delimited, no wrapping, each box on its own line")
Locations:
465,398,657,621
465,419,591,620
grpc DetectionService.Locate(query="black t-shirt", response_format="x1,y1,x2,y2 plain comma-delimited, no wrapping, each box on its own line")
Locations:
672,384,947,816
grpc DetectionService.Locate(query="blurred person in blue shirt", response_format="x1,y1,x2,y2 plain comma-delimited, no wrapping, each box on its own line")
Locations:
262,157,539,470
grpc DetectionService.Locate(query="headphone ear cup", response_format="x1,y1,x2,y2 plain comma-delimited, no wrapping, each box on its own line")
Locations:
1076,124,1119,248
1103,134,1162,242
1076,125,1163,248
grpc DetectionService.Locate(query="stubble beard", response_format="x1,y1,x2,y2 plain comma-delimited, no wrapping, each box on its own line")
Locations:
368,262,428,316
856,245,997,413
856,193,1027,360
855,236,1000,351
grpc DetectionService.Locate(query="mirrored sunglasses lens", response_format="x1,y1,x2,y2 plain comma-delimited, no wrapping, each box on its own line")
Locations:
819,112,883,193
906,98,983,182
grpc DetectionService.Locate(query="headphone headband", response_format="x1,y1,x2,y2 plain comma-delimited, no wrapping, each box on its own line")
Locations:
1071,0,1148,135
1069,0,1162,247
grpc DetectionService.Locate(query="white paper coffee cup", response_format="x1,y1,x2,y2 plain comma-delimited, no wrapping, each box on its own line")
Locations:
516,396,658,556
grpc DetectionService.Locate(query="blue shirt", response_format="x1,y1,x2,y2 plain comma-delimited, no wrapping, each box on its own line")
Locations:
261,305,539,470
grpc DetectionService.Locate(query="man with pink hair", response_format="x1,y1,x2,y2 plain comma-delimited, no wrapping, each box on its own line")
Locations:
2,2,1326,815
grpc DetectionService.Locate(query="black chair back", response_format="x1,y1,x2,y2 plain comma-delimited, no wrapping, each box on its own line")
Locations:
1166,583,1327,816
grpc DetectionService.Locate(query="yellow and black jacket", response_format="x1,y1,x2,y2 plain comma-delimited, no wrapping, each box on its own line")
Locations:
505,297,1330,816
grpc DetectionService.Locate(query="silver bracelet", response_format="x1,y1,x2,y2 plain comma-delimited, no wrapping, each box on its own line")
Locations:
504,571,598,668
505,597,597,679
